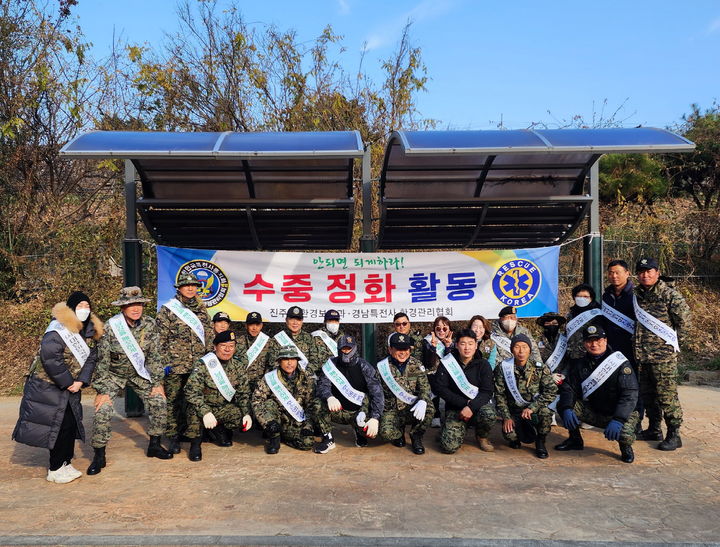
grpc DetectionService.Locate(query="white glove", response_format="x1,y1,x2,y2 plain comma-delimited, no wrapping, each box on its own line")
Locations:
411,399,427,421
355,411,367,428
364,417,379,438
327,396,342,412
242,414,252,431
203,412,218,429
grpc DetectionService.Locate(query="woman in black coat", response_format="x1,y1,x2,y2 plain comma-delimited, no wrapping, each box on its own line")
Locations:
13,291,103,483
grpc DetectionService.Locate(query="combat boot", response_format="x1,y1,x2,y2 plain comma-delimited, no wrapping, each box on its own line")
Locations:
354,427,368,448
410,431,425,455
167,435,181,454
619,443,634,463
639,421,663,441
214,426,233,447
476,435,494,452
535,435,549,459
658,425,682,451
188,439,202,461
508,439,521,449
265,436,281,454
86,447,106,475
554,429,584,451
391,434,406,448
147,436,173,460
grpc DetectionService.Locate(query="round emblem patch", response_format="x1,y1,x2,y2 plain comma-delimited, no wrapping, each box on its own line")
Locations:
177,260,229,308
492,259,542,307
623,367,632,375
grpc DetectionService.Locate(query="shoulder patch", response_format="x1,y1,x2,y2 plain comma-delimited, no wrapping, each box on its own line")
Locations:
535,361,543,368
419,365,426,372
623,366,632,375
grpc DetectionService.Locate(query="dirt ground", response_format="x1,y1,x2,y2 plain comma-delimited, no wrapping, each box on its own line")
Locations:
1,385,719,546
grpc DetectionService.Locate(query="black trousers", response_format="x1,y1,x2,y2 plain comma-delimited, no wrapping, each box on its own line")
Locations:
49,404,77,471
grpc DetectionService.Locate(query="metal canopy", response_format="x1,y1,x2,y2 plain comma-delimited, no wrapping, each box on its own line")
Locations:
61,131,364,250
378,128,694,249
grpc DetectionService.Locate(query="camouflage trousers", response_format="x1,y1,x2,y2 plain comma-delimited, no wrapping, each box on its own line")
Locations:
186,403,244,439
638,358,683,428
503,406,553,442
254,398,314,450
440,404,496,454
379,401,435,442
571,400,640,446
164,373,190,437
310,398,368,435
91,373,167,448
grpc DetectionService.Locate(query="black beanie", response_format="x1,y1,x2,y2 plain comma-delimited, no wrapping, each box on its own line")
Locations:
67,291,91,311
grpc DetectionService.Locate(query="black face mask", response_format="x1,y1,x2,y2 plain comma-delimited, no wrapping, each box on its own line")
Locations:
544,325,560,338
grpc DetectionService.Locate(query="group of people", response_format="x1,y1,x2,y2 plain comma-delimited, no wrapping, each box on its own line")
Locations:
12,257,690,484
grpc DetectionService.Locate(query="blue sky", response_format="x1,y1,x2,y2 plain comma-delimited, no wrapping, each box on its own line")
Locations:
72,0,720,130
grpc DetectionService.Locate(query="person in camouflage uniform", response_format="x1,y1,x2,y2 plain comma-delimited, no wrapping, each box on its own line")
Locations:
87,287,172,475
633,257,691,451
252,346,316,454
157,272,213,453
236,311,272,396
312,309,345,364
389,312,424,361
490,306,542,364
377,332,434,455
264,306,323,376
211,311,232,335
184,331,253,461
495,333,557,459
311,334,384,453
435,329,496,454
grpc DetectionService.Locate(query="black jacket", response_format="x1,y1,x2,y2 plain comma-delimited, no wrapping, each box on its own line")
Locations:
316,355,385,420
559,349,638,422
434,349,493,412
602,281,636,364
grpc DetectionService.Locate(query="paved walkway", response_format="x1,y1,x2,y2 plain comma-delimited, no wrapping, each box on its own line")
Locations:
1,385,719,546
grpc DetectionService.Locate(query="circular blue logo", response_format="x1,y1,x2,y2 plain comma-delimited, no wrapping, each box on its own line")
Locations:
492,259,542,308
177,260,229,307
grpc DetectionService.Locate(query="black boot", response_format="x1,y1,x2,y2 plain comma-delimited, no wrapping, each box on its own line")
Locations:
188,438,202,461
167,435,181,454
391,434,406,448
410,431,425,455
535,435,548,459
508,439,521,449
265,436,281,454
555,429,584,451
147,436,173,459
87,447,106,475
658,425,682,451
639,421,663,441
211,426,232,447
620,443,635,463
354,426,368,448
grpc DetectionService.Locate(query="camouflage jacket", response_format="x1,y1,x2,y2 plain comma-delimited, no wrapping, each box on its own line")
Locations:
93,315,163,392
251,367,315,423
565,303,607,360
312,326,345,364
185,352,251,418
494,359,557,419
156,295,213,374
490,321,543,364
633,278,691,362
378,356,432,412
264,328,323,375
236,331,273,387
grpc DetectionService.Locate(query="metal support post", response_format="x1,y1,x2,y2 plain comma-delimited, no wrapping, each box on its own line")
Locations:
583,162,603,298
360,148,377,366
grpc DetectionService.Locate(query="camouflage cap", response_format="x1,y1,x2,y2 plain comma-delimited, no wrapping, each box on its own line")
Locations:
174,272,202,288
276,345,300,361
111,286,151,307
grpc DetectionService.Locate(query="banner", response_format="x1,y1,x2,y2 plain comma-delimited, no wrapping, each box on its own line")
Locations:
156,245,559,323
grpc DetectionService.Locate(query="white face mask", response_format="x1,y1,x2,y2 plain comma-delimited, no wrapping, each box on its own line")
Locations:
326,322,340,335
76,308,91,322
575,296,592,308
500,319,517,333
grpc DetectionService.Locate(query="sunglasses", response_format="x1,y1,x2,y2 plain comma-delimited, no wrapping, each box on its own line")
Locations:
394,321,409,327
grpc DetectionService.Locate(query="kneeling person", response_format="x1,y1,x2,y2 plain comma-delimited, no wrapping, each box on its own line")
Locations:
436,329,496,454
184,331,252,461
312,335,384,453
252,346,315,454
556,325,639,463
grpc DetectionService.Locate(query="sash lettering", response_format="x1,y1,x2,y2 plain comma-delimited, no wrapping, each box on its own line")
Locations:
440,354,479,400
322,359,365,406
246,332,270,366
201,352,236,402
501,358,531,407
566,308,603,339
602,301,635,335
274,331,310,369
45,320,90,368
581,351,627,400
490,333,511,354
545,333,568,372
162,299,205,343
108,314,150,381
377,358,418,405
264,369,305,422
633,295,680,352
424,334,446,358
312,330,338,357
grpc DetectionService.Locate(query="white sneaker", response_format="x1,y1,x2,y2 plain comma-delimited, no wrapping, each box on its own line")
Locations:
62,463,82,480
431,417,442,428
46,467,74,484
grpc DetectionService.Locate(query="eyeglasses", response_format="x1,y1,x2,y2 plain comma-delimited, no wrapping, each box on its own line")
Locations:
394,321,409,327
436,327,449,331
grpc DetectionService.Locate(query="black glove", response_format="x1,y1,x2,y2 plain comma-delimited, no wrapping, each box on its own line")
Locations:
266,420,281,436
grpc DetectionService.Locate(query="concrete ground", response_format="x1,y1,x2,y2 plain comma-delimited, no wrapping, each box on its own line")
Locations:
1,385,719,546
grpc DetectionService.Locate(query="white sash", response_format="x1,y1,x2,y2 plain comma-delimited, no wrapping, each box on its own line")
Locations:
246,332,270,366
424,334,446,358
322,359,365,406
312,330,338,357
162,299,205,343
602,301,635,334
566,308,604,339
377,358,418,405
501,358,531,407
490,333,511,354
201,352,236,402
440,354,479,400
45,320,90,368
581,351,627,400
274,331,309,369
633,295,679,352
264,369,305,422
107,314,150,381
545,333,568,372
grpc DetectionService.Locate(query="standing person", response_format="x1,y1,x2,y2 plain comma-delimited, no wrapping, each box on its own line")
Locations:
633,258,690,450
435,329,496,454
494,334,557,459
312,335,384,453
565,284,607,361
157,273,213,454
13,291,103,483
87,287,172,476
211,311,232,335
237,311,271,396
602,260,636,363
377,333,434,455
389,312,424,361
490,306,542,364
467,315,497,369
265,307,322,375
312,309,344,364
422,316,454,428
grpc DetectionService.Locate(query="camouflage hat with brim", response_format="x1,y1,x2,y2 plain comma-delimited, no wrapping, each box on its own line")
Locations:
111,286,151,306
276,345,300,361
175,272,202,288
